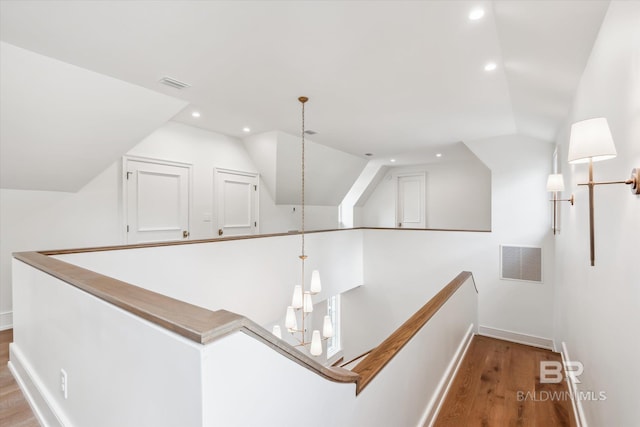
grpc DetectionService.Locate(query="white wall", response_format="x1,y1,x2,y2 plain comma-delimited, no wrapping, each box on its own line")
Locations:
128,122,338,237
55,230,363,327
553,3,640,426
202,276,477,427
260,204,339,233
344,136,555,360
0,164,123,329
356,145,491,230
243,130,368,207
351,277,477,427
242,130,279,200
127,121,258,240
12,252,476,427
0,121,341,329
11,259,204,427
275,131,368,206
339,161,387,228
467,134,555,342
201,331,356,427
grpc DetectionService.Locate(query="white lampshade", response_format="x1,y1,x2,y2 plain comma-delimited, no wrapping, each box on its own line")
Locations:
303,292,313,313
310,270,322,294
272,325,282,339
310,330,322,356
285,306,297,331
291,285,303,309
322,315,334,338
568,117,617,164
546,174,565,192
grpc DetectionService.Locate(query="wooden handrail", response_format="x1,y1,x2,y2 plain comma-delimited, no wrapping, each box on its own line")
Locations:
14,240,475,394
339,348,375,368
351,271,474,394
12,251,358,385
36,227,489,256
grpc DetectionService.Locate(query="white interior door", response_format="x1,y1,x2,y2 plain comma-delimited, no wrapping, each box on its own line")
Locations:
125,158,190,243
215,169,258,237
396,173,426,228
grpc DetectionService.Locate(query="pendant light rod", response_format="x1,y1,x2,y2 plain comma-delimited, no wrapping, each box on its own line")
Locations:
299,96,308,344
276,96,331,356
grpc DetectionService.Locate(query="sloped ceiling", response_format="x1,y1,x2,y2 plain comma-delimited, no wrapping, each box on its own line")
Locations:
0,42,187,191
275,132,367,206
0,1,610,166
244,131,368,206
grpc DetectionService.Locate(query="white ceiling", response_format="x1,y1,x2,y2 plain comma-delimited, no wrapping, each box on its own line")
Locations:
0,0,609,162
0,42,187,191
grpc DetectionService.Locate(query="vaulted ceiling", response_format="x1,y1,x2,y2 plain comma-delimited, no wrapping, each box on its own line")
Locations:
0,1,609,190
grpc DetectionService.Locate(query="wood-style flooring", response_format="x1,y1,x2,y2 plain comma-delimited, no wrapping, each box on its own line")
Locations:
0,330,39,427
434,335,577,427
0,330,577,427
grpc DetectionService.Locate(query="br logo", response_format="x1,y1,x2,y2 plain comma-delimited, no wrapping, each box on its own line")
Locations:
540,361,584,384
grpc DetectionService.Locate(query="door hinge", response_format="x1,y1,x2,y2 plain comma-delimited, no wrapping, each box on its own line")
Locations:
254,221,257,227
126,225,129,232
126,171,132,180
254,185,257,191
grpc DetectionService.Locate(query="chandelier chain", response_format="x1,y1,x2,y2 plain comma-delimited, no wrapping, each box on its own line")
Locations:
279,96,330,355
301,99,305,256
300,97,306,342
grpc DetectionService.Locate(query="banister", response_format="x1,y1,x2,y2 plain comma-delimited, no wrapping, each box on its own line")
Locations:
13,247,474,394
12,251,358,385
339,348,376,368
351,271,474,394
35,227,489,256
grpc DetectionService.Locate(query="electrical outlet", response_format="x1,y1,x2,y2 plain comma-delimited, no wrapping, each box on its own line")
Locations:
60,369,68,399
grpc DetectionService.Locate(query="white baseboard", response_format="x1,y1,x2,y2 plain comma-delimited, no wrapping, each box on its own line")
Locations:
419,323,476,427
561,341,588,427
9,343,66,427
0,311,12,331
478,325,554,350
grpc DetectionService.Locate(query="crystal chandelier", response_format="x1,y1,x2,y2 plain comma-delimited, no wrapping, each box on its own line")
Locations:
272,96,333,356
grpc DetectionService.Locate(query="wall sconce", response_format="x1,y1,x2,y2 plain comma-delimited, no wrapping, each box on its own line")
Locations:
568,117,640,266
546,174,574,235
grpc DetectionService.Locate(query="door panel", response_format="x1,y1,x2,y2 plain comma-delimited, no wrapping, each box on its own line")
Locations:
126,159,190,243
396,174,426,228
137,171,182,230
216,170,258,237
223,180,252,227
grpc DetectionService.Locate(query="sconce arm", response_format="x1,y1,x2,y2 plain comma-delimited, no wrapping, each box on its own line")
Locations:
576,168,639,195
578,180,629,186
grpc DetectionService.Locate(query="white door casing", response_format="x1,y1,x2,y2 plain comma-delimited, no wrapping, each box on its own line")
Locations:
214,168,259,237
396,173,426,228
124,157,191,244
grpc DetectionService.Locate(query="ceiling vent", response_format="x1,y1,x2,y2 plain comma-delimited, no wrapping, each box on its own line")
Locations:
304,130,317,135
159,76,191,90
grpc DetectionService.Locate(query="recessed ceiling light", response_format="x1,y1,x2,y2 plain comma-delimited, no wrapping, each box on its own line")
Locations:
469,8,485,20
390,158,396,163
242,127,251,133
484,62,497,71
191,111,201,118
436,153,443,158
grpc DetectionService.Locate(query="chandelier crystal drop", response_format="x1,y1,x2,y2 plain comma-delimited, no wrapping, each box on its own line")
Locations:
272,96,333,357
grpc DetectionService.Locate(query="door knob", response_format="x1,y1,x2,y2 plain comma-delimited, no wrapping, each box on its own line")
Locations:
218,228,223,236
183,230,190,238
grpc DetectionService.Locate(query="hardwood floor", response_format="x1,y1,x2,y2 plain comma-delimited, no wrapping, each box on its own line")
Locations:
434,335,577,427
0,330,577,427
0,330,39,427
